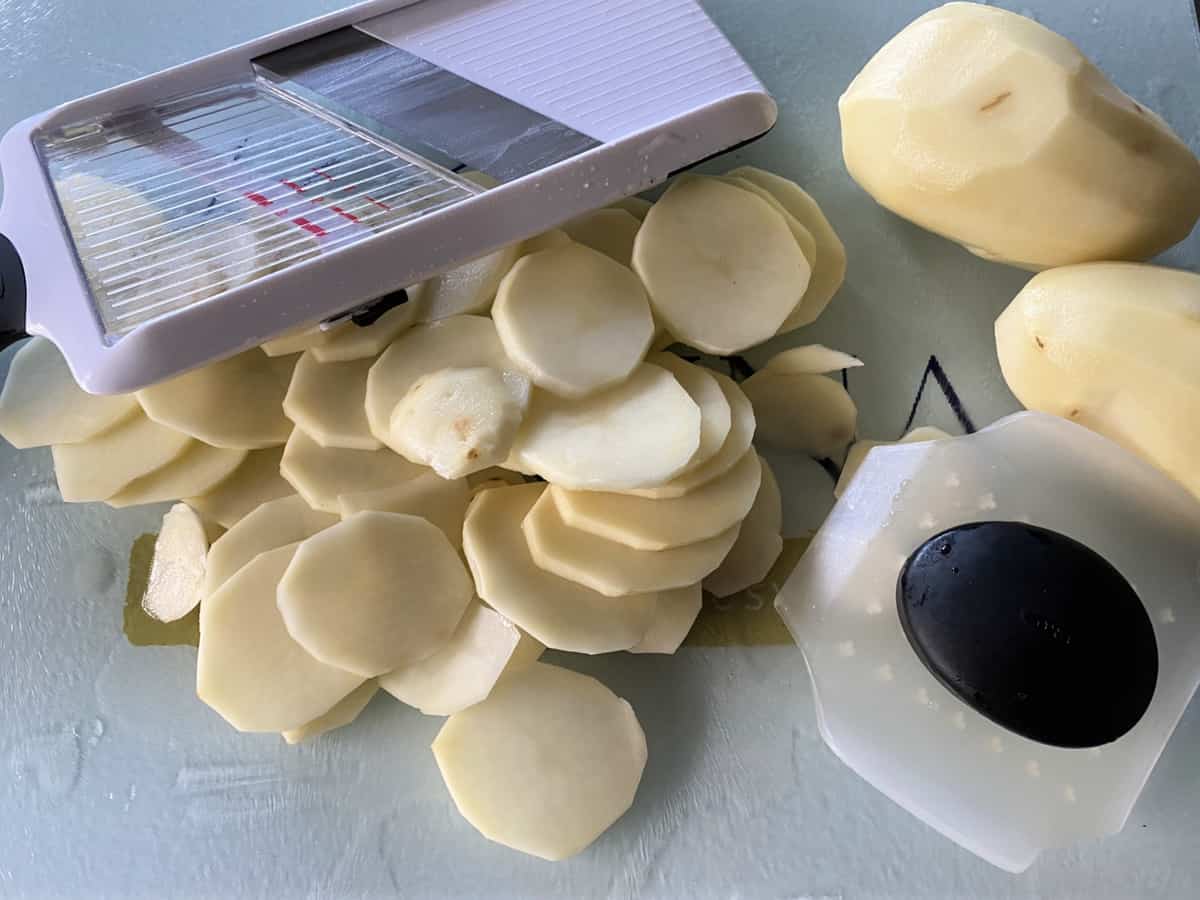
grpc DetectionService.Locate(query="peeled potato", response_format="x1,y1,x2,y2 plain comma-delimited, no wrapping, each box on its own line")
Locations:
509,363,700,491
741,370,857,458
648,353,731,474
197,543,365,733
728,167,847,331
996,262,1200,497
366,316,513,448
379,599,523,715
280,427,426,513
51,412,192,502
629,583,702,654
610,196,652,221
142,503,208,623
282,680,379,745
562,208,641,266
625,370,755,499
107,442,247,508
433,662,646,861
839,3,1200,269
277,511,473,677
552,449,761,551
203,494,337,596
417,246,520,322
186,446,292,528
137,350,296,449
389,366,530,478
463,484,657,653
704,458,783,598
493,243,654,398
523,487,739,597
0,337,138,449
765,344,863,376
336,470,469,550
632,177,812,354
311,296,421,363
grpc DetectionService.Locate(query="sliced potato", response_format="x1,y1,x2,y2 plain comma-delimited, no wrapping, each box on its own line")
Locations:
261,324,336,358
0,337,138,449
197,543,365,732
282,680,379,744
552,449,761,551
283,353,381,450
417,246,520,322
741,371,857,458
728,167,847,331
507,631,546,670
280,427,426,513
462,484,657,653
310,296,422,363
203,494,338,596
433,662,646,861
493,243,654,398
647,353,731,473
277,511,474,677
703,458,783,598
625,369,755,499
834,426,953,498
336,470,470,550
508,363,700,491
720,173,819,288
466,466,526,496
632,177,812,354
610,196,652,220
185,446,292,528
523,487,740,596
142,503,208,623
137,350,295,449
562,208,641,266
903,426,952,443
366,316,512,448
107,442,247,508
389,366,530,478
51,412,192,502
518,228,572,257
629,583,703,654
379,599,522,715
765,344,863,376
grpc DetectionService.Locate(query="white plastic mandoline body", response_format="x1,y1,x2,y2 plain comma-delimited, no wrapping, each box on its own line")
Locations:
0,0,774,393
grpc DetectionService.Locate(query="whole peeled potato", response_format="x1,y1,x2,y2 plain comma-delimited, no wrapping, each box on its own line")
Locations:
995,262,1200,498
840,2,1200,270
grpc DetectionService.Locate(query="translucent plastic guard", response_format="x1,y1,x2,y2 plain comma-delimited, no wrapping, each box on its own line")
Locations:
35,80,476,338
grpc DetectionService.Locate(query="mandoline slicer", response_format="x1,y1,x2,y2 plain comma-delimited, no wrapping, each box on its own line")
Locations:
0,0,775,393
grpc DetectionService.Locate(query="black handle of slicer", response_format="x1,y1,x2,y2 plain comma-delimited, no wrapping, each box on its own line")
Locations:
0,233,27,351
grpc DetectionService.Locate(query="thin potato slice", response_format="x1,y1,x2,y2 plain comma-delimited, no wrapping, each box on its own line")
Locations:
277,511,473,677
741,371,857,458
629,583,703,654
632,177,811,354
728,166,847,332
466,466,526,496
720,173,819,280
834,426,952,497
523,487,740,596
185,446,292,528
509,363,700,491
280,428,426,513
197,543,365,733
310,296,422,363
378,599,522,715
704,458,783,598
261,324,335,357
518,228,572,257
765,344,863,376
336,470,470,550
648,353,731,473
462,484,657,653
625,369,754,499
552,449,761,551
107,441,247,508
282,680,379,744
433,662,646,861
562,208,641,266
142,503,209,623
610,196,652,220
284,353,381,450
51,412,192,502
366,316,513,448
137,350,296,449
203,494,338,596
417,246,520,322
389,366,530,478
494,243,654,398
0,337,138,448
